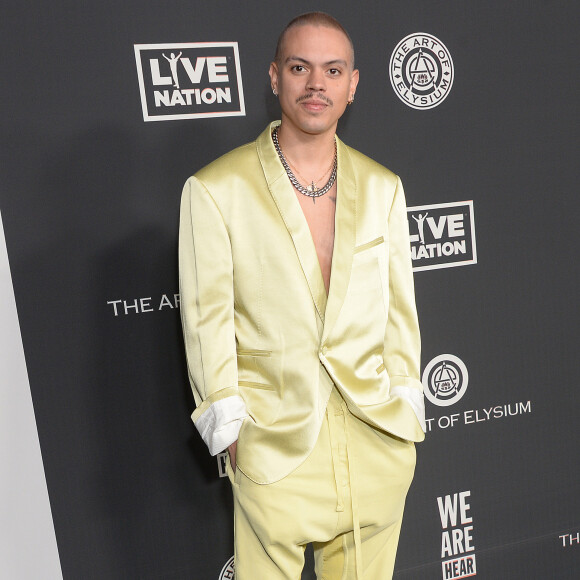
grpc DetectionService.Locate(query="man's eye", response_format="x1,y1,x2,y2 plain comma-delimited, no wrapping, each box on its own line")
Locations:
328,68,341,76
292,65,305,72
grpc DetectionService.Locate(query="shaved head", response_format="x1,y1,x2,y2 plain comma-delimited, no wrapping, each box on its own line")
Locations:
274,12,355,69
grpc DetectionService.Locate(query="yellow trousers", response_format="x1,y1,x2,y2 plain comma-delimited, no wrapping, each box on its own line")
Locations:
228,388,416,579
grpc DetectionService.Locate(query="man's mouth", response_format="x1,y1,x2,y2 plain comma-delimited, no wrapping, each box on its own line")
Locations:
296,94,333,109
302,101,328,112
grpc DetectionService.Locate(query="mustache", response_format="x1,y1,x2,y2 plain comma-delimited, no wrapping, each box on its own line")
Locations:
296,93,333,106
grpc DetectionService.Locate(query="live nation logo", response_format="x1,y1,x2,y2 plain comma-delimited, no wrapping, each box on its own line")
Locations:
134,42,245,121
407,201,477,272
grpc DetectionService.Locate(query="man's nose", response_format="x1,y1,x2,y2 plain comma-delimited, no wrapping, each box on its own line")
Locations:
306,68,326,91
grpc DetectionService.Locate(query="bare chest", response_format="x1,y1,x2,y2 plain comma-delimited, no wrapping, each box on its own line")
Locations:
295,182,337,294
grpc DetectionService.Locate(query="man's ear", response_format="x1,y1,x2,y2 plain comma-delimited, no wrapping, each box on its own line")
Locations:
350,68,360,97
269,61,279,94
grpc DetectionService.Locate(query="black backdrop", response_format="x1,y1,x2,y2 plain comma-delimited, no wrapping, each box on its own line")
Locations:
1,1,579,578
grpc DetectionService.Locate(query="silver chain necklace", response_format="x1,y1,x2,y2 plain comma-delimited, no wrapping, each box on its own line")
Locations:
272,127,337,203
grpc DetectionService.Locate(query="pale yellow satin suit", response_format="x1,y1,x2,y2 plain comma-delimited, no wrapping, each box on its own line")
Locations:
179,121,425,577
179,122,425,580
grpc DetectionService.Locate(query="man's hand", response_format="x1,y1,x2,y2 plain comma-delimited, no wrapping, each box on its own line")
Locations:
228,440,238,473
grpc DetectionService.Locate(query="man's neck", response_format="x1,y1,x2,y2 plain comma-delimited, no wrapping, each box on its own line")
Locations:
276,121,336,169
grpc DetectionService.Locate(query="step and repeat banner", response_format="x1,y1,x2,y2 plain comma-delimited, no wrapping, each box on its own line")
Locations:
1,1,578,579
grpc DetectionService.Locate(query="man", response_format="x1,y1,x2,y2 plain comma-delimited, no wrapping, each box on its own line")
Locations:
179,12,426,579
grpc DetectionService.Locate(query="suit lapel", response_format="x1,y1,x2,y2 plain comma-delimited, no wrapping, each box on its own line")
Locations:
257,122,328,322
322,137,356,343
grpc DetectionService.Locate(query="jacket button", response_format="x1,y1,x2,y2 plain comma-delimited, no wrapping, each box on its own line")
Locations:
321,345,328,355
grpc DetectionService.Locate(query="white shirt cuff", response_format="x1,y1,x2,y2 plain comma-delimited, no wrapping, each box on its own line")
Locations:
194,395,248,455
390,385,426,433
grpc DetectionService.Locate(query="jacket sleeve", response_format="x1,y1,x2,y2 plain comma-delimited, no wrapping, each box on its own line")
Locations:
179,176,248,455
384,176,426,432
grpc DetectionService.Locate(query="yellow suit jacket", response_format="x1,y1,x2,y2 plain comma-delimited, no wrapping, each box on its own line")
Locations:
179,121,425,484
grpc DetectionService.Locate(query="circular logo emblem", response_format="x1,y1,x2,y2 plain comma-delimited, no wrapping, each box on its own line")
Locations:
389,33,454,110
422,354,468,407
219,556,235,579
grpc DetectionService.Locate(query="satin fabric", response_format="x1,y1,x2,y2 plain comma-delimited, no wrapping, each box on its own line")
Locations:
179,121,425,484
228,387,416,580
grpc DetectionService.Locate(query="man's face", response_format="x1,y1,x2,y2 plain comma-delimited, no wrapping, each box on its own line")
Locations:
269,24,359,138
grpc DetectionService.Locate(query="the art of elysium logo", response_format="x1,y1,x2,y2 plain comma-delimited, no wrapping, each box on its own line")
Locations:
219,555,235,579
407,201,477,272
134,43,245,122
389,33,454,110
422,355,469,407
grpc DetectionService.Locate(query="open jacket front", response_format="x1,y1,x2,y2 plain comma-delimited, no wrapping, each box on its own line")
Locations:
179,121,426,484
